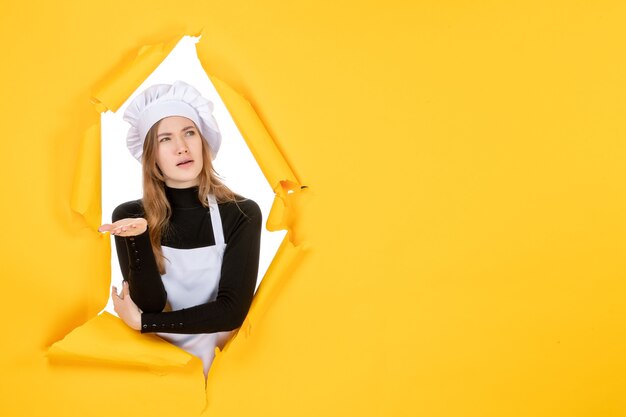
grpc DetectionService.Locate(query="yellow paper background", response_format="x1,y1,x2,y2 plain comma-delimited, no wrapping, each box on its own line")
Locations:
1,1,626,416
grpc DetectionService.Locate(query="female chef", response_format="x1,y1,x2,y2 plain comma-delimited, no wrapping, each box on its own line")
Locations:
99,80,262,377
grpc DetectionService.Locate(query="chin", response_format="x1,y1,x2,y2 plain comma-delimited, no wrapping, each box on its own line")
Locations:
181,175,202,185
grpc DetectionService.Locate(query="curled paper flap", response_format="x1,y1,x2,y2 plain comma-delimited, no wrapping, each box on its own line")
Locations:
70,123,101,230
206,74,300,191
48,313,197,371
241,238,306,337
91,35,188,113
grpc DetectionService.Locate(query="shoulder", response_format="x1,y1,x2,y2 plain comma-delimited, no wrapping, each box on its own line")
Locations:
235,197,262,218
219,197,262,224
112,199,145,222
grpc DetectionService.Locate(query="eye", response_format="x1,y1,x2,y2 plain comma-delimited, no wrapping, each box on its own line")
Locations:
185,130,196,136
159,136,170,143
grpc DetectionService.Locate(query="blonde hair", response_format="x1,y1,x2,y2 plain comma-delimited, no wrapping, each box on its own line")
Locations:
142,119,236,274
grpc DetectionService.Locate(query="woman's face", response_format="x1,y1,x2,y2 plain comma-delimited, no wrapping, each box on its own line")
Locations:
155,116,204,188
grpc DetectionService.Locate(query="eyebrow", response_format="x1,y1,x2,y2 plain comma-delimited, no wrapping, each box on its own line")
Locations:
157,125,196,138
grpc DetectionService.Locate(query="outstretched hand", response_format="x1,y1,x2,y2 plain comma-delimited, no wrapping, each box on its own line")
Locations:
99,218,147,237
112,281,141,331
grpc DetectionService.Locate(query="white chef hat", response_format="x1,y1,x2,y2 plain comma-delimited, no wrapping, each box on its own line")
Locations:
123,80,222,161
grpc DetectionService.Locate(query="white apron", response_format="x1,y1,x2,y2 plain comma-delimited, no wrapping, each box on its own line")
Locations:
157,194,233,377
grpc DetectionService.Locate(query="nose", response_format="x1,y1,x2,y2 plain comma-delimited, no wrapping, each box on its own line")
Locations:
175,137,189,155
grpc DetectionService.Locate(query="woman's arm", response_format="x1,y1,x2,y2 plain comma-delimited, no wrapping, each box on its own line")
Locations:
109,201,168,313
140,199,262,334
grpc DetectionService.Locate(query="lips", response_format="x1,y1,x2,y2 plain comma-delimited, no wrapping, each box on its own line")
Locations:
176,159,193,166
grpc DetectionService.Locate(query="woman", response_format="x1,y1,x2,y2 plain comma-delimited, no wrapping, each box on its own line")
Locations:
99,81,262,377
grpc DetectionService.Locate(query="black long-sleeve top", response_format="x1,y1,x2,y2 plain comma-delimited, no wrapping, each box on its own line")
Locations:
112,186,262,334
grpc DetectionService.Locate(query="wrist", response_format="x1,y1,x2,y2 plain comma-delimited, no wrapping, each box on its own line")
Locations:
132,312,142,331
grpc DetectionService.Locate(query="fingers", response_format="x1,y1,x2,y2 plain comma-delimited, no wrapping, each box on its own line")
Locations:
100,223,124,235
111,286,120,315
122,281,130,298
103,219,144,236
110,224,130,236
98,224,114,233
111,285,124,300
99,221,136,233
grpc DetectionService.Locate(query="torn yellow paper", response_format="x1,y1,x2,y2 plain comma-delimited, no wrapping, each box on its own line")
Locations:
240,237,305,337
55,33,307,394
91,36,187,113
70,122,101,230
207,75,300,191
3,2,626,417
48,312,197,372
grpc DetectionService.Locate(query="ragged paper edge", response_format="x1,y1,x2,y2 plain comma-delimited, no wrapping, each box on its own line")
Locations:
197,53,311,409
207,75,300,191
70,122,102,230
62,34,208,374
90,34,189,113
47,312,197,372
198,61,308,329
64,33,309,389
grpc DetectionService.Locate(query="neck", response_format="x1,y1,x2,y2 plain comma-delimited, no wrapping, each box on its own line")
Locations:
164,185,203,208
